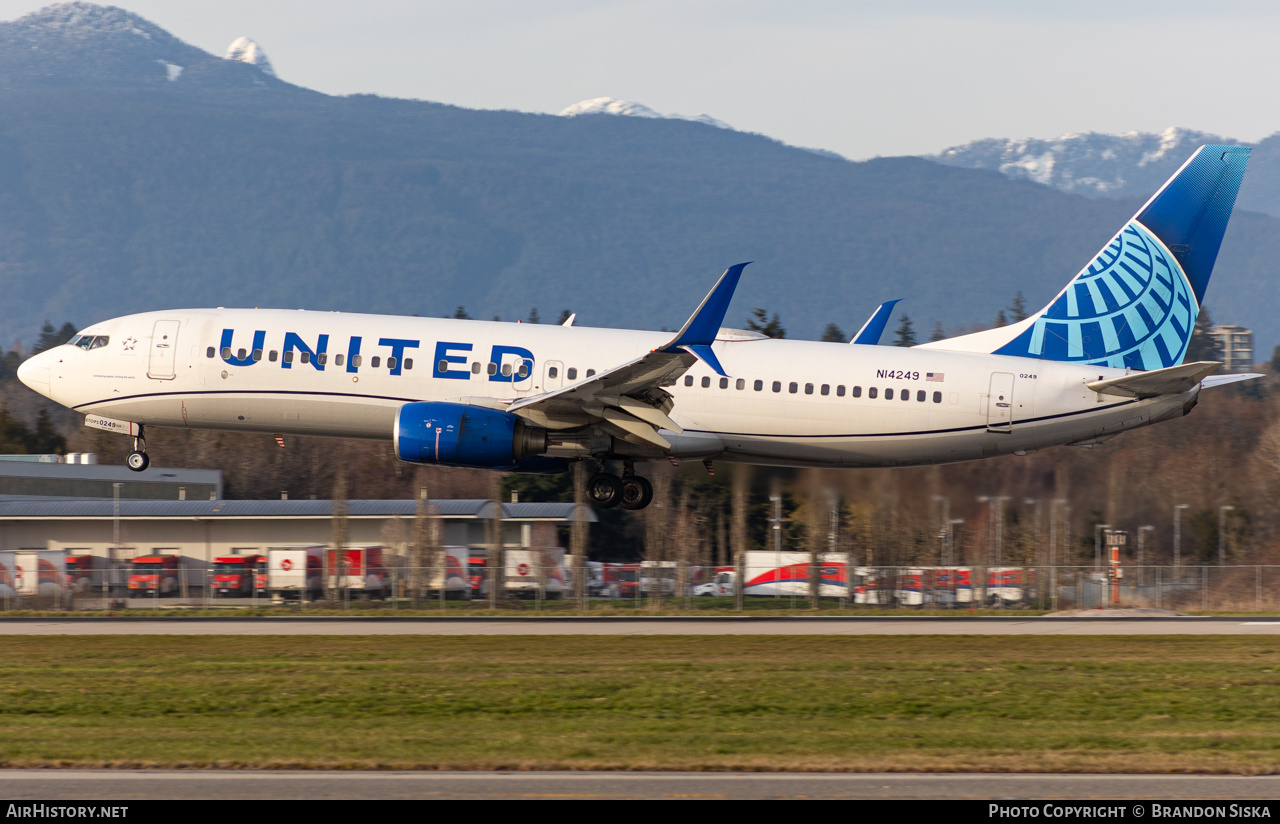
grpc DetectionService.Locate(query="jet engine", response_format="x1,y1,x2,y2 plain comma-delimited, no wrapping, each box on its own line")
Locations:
394,402,550,468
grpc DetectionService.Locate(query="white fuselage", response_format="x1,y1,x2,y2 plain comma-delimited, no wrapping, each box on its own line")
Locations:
19,309,1196,468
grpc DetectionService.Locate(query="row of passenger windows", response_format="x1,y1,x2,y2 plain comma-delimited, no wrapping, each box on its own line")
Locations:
209,347,414,370
681,374,943,403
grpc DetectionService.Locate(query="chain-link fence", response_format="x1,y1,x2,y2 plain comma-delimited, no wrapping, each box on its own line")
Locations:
8,562,1280,612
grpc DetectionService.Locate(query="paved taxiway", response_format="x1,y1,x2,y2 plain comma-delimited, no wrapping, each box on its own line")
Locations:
4,770,1280,799
3,617,1280,634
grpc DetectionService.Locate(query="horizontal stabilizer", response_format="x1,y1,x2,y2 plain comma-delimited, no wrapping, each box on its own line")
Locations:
1203,372,1264,389
851,299,901,345
1086,361,1221,398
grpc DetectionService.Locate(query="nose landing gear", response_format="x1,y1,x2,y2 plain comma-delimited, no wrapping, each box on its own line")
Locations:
126,428,150,472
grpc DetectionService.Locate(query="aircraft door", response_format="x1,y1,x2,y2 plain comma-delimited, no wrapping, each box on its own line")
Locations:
147,319,181,380
986,372,1015,432
543,360,564,392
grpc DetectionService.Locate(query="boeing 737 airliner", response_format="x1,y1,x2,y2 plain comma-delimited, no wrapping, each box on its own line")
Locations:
17,145,1257,510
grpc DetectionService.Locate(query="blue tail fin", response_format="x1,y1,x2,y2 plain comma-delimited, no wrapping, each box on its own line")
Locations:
966,145,1249,370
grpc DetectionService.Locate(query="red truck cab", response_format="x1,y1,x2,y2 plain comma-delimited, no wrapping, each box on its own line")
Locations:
128,555,179,597
211,555,265,597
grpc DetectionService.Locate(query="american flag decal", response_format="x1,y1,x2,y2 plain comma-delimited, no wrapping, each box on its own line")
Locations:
926,372,945,382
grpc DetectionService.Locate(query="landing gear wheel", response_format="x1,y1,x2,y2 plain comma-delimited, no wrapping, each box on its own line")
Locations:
586,472,622,508
126,451,150,472
619,476,654,510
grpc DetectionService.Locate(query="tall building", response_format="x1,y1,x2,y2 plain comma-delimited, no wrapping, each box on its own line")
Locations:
1210,325,1254,373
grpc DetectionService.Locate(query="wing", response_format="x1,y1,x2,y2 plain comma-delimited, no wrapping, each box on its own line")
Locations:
506,263,750,451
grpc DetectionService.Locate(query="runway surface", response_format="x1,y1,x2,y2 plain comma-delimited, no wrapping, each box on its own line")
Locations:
4,770,1280,799
2,617,1280,635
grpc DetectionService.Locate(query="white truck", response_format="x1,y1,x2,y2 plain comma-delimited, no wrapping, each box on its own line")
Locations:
266,545,324,601
486,548,567,599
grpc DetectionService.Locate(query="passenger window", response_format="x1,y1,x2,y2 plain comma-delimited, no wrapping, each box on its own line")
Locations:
221,347,232,359
516,363,527,377
804,383,814,395
371,356,381,368
335,354,345,367
867,387,876,399
405,358,414,370
352,355,362,367
206,347,215,358
719,377,729,389
502,363,511,377
736,378,745,390
317,353,327,366
269,350,278,363
701,376,711,388
283,351,294,364
487,362,497,375
567,368,578,380
917,390,926,402
852,386,861,398
684,375,693,387
821,384,829,396
548,366,558,378
300,352,311,365
252,349,263,362
885,388,893,400
772,381,782,393
902,390,910,402
471,362,481,374
387,357,397,370
933,391,942,403
836,385,845,397
586,369,595,377
789,382,798,394
237,348,247,360
754,380,763,391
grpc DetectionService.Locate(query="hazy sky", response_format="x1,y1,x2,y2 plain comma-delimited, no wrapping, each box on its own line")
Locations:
4,0,1280,158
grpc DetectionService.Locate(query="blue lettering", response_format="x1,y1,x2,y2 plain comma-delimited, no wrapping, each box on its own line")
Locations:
220,329,265,367
346,336,362,373
379,338,420,376
489,345,534,383
433,341,472,380
282,332,329,370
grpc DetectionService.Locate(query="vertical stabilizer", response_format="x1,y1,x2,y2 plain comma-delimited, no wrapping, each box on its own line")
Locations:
920,145,1250,370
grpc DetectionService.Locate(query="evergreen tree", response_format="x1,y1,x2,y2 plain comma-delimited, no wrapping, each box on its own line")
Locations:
893,315,917,347
1271,344,1280,373
556,309,573,325
994,309,1008,328
820,322,846,342
32,321,62,355
1009,291,1029,322
527,308,540,324
31,408,66,455
451,306,471,320
745,308,786,339
930,321,947,342
1185,306,1223,362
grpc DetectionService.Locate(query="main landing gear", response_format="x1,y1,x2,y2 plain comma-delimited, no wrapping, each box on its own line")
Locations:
126,427,150,472
587,461,653,511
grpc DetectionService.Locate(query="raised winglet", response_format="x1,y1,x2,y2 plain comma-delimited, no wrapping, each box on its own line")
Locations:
850,299,902,345
661,262,750,376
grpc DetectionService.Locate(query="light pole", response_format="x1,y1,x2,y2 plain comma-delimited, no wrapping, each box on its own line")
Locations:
1137,525,1154,588
1219,505,1235,566
1174,504,1189,576
1050,499,1066,611
932,495,949,565
978,495,1011,566
947,519,965,567
1094,523,1112,573
769,491,782,599
1025,497,1041,569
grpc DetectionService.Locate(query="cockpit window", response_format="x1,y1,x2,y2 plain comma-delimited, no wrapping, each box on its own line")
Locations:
70,335,109,350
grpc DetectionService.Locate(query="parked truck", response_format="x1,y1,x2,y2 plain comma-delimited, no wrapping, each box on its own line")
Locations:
65,554,128,595
323,545,389,599
211,555,266,598
265,545,323,601
128,554,180,597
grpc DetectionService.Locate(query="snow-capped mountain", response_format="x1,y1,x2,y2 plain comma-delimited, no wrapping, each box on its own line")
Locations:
559,97,732,130
931,127,1233,199
225,36,274,78
0,2,285,89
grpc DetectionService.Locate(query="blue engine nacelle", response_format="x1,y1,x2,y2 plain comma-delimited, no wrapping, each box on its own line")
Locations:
394,402,550,468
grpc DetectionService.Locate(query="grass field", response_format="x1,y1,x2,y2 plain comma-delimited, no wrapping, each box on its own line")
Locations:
4,636,1280,772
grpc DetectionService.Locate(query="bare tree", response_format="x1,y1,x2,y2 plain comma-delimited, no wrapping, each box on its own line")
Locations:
329,469,348,602
571,460,588,607
488,471,503,609
732,464,749,610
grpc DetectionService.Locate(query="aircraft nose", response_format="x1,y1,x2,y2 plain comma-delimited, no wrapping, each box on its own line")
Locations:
17,351,52,396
